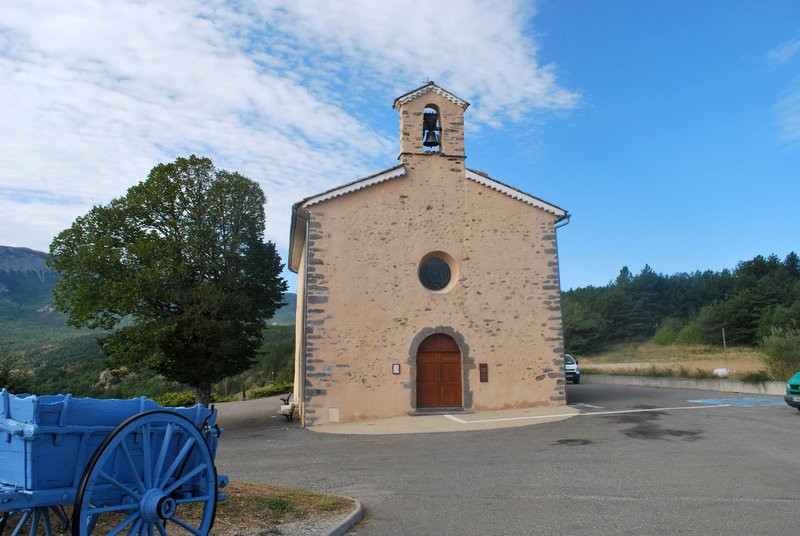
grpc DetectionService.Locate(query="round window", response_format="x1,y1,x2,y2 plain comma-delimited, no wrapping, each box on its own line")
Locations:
419,257,452,291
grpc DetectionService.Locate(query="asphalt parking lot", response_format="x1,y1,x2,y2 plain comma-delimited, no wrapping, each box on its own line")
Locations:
215,384,800,535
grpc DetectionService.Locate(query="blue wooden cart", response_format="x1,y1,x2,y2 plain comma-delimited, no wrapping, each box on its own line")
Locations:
0,389,228,535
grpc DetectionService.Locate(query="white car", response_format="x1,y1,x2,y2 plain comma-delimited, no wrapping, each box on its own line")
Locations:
564,353,581,384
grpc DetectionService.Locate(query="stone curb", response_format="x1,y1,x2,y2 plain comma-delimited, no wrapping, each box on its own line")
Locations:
584,374,785,395
325,499,363,536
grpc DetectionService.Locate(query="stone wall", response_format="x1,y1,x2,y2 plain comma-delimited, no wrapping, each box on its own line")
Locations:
398,93,465,157
293,85,566,426
297,156,565,425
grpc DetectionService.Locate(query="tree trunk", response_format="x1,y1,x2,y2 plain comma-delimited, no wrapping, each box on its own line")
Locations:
193,382,212,407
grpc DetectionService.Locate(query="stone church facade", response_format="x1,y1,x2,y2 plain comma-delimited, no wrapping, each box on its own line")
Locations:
288,82,570,427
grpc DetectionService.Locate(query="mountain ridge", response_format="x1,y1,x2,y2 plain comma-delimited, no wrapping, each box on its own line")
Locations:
0,245,55,276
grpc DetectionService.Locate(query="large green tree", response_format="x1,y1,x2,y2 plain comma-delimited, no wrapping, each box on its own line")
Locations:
48,156,287,405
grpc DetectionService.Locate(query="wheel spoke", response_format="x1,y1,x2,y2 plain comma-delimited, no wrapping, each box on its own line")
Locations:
143,422,153,489
106,511,139,536
174,494,212,504
28,509,39,536
42,509,53,536
100,470,142,501
50,506,70,530
88,502,139,516
169,516,201,535
76,411,218,536
163,463,207,496
126,518,142,536
11,511,31,536
87,510,100,533
121,440,147,494
153,423,175,486
159,437,196,489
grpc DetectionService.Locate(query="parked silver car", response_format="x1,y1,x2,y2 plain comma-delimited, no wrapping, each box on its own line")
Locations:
565,353,581,384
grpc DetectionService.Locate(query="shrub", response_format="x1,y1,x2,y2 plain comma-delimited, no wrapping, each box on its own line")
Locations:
756,303,800,340
737,370,774,383
275,360,294,385
248,383,293,399
675,322,704,345
0,352,31,393
156,390,197,407
652,318,683,345
760,327,800,381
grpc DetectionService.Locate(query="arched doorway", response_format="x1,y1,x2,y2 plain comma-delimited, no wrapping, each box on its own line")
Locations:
416,333,462,408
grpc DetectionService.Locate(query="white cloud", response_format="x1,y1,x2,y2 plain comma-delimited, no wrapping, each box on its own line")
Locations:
0,0,576,254
766,32,800,65
767,31,800,146
775,83,800,146
250,0,578,125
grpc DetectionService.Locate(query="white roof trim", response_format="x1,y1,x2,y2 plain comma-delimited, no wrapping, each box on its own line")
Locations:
465,169,567,217
301,166,407,208
394,84,469,109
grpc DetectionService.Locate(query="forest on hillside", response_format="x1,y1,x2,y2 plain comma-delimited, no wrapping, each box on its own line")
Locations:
4,246,800,397
1,325,295,400
562,252,800,354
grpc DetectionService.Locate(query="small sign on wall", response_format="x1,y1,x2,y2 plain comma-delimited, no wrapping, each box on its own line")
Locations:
392,364,401,374
479,363,488,382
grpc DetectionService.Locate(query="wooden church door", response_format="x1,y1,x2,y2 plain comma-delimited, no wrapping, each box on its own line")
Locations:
416,334,462,408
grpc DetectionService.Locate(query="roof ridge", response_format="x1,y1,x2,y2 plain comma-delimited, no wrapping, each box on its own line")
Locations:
465,168,567,217
297,165,407,208
393,82,470,110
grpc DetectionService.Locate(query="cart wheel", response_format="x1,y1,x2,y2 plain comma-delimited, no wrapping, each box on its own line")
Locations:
1,506,69,536
73,410,218,535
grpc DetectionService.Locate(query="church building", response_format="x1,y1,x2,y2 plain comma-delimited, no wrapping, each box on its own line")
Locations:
288,82,570,427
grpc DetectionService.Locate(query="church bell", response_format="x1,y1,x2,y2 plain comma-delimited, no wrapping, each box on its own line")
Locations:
422,110,441,148
423,130,440,148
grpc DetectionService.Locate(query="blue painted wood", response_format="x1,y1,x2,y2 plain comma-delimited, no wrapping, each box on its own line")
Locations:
0,389,219,508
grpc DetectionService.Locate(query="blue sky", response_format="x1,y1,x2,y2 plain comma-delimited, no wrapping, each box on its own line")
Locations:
1,0,798,292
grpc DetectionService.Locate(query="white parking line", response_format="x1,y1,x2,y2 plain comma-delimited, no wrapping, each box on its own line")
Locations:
444,404,732,425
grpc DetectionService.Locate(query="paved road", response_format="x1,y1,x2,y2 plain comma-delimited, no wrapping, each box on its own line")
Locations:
215,385,800,535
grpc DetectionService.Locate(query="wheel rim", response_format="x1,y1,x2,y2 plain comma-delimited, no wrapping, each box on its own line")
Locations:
73,410,217,535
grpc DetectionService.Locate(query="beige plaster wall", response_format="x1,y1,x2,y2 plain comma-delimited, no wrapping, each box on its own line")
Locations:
297,153,565,425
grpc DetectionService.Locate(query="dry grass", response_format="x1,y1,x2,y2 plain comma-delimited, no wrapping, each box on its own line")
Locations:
211,481,354,535
578,342,767,379
4,481,354,536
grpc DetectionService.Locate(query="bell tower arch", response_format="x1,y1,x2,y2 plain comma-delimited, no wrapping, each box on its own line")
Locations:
393,82,470,162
